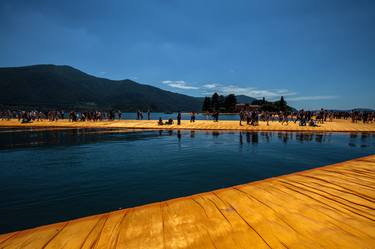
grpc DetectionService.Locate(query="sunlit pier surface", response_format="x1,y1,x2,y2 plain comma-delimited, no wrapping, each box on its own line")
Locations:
1,119,375,132
1,155,375,248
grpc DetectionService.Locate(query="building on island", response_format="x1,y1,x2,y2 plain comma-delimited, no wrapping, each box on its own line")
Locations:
235,104,260,112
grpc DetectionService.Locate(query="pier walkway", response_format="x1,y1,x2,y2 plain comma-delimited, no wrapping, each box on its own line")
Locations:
1,155,375,248
1,119,375,132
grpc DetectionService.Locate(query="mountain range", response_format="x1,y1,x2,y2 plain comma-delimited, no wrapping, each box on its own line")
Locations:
236,95,257,104
0,65,202,111
0,64,260,111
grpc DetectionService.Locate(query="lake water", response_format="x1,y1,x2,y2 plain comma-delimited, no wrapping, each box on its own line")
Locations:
0,128,374,233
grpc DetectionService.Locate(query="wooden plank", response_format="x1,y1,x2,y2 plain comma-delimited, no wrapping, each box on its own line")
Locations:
1,155,375,248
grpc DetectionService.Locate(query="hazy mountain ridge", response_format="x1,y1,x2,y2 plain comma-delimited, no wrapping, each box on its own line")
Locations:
236,95,257,104
0,64,204,111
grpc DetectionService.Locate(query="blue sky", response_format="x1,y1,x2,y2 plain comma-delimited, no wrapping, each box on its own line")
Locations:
1,0,374,109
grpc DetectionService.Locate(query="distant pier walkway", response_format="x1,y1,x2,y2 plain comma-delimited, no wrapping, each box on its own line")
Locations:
1,155,375,248
1,119,375,132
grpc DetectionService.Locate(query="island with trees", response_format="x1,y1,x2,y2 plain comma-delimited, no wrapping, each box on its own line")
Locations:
202,93,295,113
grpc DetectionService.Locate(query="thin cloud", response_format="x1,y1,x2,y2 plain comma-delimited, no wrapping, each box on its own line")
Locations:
222,86,297,98
162,80,336,102
287,96,338,101
202,83,219,89
203,84,297,98
162,80,199,90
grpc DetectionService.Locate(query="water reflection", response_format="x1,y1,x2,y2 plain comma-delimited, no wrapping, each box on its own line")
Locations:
190,130,195,138
0,128,163,150
260,132,272,143
241,132,259,144
361,133,369,141
212,131,220,137
177,130,182,142
349,132,373,148
235,131,354,146
0,128,374,150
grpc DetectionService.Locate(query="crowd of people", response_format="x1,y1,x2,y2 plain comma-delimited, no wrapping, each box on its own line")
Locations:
0,108,374,126
136,110,152,120
155,109,374,126
238,109,374,127
0,110,123,123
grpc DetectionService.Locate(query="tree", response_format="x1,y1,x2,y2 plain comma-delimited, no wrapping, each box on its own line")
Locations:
202,97,211,111
251,99,264,105
279,96,286,112
218,95,225,110
224,94,237,112
211,92,220,111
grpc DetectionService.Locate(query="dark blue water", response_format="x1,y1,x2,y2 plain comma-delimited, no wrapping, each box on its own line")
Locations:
0,128,374,233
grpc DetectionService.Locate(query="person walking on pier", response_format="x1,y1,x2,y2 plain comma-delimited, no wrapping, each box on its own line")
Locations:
281,112,289,126
213,111,219,122
250,111,258,126
190,112,196,122
317,108,325,124
239,110,245,126
177,111,181,125
264,111,270,126
246,111,251,125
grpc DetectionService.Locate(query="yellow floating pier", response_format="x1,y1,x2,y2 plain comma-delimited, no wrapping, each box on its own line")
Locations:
1,119,375,132
1,155,375,248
